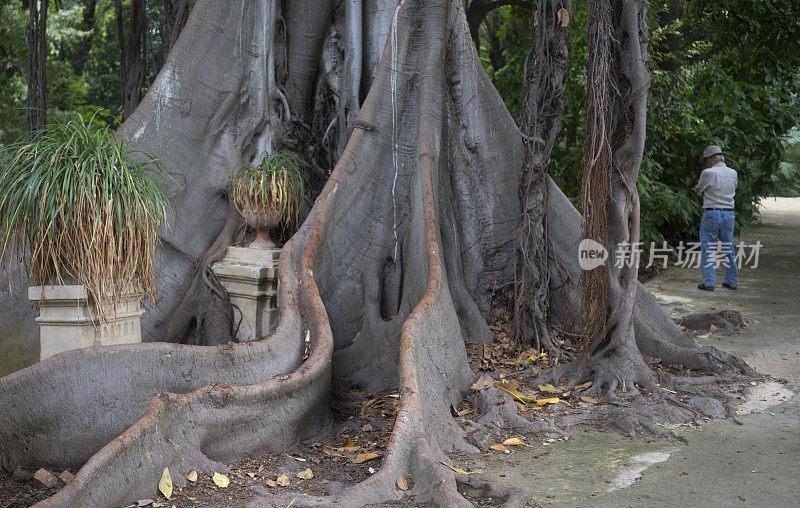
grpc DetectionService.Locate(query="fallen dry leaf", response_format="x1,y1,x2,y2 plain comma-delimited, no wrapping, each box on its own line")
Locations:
528,351,548,362
297,468,314,480
494,382,534,404
502,437,528,446
276,474,291,487
580,395,598,404
439,461,482,475
457,408,473,416
246,472,256,478
489,443,510,453
558,6,570,27
471,377,494,391
186,470,197,483
352,452,381,464
538,383,564,394
709,324,718,331
212,472,229,488
286,454,307,462
397,476,409,491
265,479,279,488
158,468,173,500
534,397,561,406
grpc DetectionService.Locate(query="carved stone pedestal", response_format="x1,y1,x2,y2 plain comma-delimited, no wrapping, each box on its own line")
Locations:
28,285,144,361
211,247,280,342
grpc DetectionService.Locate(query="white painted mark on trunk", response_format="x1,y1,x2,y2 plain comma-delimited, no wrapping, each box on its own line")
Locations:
389,1,405,261
609,451,672,491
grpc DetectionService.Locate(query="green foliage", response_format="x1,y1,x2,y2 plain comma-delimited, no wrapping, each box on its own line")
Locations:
480,0,800,249
0,0,169,146
230,151,307,225
0,113,169,318
0,2,28,143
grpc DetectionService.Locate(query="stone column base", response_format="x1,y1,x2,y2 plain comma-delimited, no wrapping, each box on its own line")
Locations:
212,246,280,342
28,285,144,361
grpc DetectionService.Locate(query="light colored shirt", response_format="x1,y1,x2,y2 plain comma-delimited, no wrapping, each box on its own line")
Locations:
695,162,737,209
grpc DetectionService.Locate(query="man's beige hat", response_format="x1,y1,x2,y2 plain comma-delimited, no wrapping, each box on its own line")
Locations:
700,145,725,162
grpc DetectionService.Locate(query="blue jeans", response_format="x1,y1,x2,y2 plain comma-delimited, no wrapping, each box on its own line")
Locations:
700,209,738,287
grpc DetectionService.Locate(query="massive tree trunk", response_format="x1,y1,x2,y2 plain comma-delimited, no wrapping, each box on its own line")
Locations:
25,0,48,139
0,0,751,505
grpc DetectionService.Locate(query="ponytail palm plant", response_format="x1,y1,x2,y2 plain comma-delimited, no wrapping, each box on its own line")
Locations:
0,114,169,319
230,150,306,248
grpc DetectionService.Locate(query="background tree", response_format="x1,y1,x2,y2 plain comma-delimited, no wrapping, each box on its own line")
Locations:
25,0,48,138
114,0,145,120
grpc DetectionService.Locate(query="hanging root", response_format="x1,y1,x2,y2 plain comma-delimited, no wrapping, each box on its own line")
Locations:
167,203,244,345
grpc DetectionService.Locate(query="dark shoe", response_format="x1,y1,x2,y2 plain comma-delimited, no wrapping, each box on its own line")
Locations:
723,283,737,290
697,283,715,291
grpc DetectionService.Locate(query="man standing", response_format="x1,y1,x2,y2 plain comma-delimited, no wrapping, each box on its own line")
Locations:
694,145,738,291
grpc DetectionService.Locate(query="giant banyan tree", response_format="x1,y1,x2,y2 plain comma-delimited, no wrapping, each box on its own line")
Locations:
0,0,752,506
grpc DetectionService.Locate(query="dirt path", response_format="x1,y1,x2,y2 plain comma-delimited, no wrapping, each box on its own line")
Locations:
467,198,800,507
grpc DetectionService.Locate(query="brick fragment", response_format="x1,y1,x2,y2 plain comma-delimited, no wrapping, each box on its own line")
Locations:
33,468,59,488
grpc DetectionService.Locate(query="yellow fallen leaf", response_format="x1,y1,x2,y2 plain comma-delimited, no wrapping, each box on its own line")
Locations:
494,383,534,404
276,474,290,487
158,468,173,500
528,351,548,362
439,461,482,475
502,437,528,446
397,476,409,491
538,383,564,394
265,479,279,488
580,395,598,404
212,472,229,488
286,454,307,462
489,443,510,453
186,470,197,483
247,472,256,478
297,468,313,480
352,452,381,464
457,408,473,416
534,397,561,405
709,324,718,331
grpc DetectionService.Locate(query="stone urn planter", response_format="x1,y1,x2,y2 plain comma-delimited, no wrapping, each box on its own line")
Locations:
243,204,281,250
219,151,307,341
